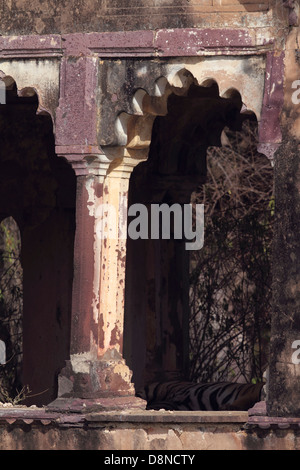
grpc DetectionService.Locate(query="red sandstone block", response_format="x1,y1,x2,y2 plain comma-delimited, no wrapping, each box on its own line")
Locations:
155,28,255,56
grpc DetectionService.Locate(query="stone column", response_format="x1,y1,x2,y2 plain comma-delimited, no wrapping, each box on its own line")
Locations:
98,155,138,360
267,140,300,417
50,152,146,408
51,52,145,408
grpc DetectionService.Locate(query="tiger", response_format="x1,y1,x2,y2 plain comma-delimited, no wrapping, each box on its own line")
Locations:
137,380,264,411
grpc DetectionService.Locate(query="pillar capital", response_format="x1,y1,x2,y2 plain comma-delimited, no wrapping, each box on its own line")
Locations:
55,145,115,178
104,147,149,179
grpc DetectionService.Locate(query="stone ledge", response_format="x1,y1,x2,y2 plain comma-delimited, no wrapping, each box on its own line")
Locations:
47,396,146,414
2,400,300,430
0,404,248,426
86,409,249,424
248,401,300,429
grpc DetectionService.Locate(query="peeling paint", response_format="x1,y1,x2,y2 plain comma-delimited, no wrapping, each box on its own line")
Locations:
70,353,94,374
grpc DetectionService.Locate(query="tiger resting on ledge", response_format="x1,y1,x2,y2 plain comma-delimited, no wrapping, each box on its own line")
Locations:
136,380,264,411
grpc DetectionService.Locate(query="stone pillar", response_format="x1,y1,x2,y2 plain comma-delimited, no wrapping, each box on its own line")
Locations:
267,26,300,417
51,51,145,408
50,152,145,408
98,155,138,361
267,140,300,417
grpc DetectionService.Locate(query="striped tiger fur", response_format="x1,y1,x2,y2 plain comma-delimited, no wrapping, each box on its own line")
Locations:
137,380,264,411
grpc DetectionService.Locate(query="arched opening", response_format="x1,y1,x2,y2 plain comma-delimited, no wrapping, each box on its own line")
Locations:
123,80,273,410
0,80,76,406
189,120,273,385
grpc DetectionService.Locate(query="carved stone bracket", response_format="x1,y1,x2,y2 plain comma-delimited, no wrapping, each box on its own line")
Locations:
55,145,114,178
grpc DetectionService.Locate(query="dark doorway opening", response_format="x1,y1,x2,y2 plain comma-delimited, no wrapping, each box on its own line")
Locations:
0,82,76,405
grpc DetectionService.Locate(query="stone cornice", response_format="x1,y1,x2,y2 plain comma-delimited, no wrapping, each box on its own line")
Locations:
0,35,62,58
0,28,275,60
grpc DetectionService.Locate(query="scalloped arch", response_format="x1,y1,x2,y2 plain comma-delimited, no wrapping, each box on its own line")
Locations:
0,60,60,124
166,67,197,90
221,87,243,106
0,73,53,119
132,88,148,115
114,66,257,150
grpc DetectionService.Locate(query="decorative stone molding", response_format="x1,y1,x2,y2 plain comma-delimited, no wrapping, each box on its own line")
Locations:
55,145,113,177
99,58,268,158
0,28,272,61
0,35,62,58
0,29,281,161
62,28,264,58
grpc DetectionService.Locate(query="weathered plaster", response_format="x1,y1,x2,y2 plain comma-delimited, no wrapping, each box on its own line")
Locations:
71,352,96,374
0,0,285,36
0,59,60,121
166,56,266,117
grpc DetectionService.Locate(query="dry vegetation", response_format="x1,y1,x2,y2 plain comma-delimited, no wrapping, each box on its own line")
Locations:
189,120,273,384
0,217,23,403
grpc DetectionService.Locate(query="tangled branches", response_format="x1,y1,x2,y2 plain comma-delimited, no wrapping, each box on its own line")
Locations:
0,217,23,402
189,121,273,384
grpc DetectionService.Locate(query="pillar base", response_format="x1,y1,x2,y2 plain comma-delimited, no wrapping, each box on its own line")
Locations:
47,395,146,413
57,354,137,400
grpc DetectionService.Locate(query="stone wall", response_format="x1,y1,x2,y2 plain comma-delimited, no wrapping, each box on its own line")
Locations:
267,27,300,417
0,406,300,450
0,0,283,35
